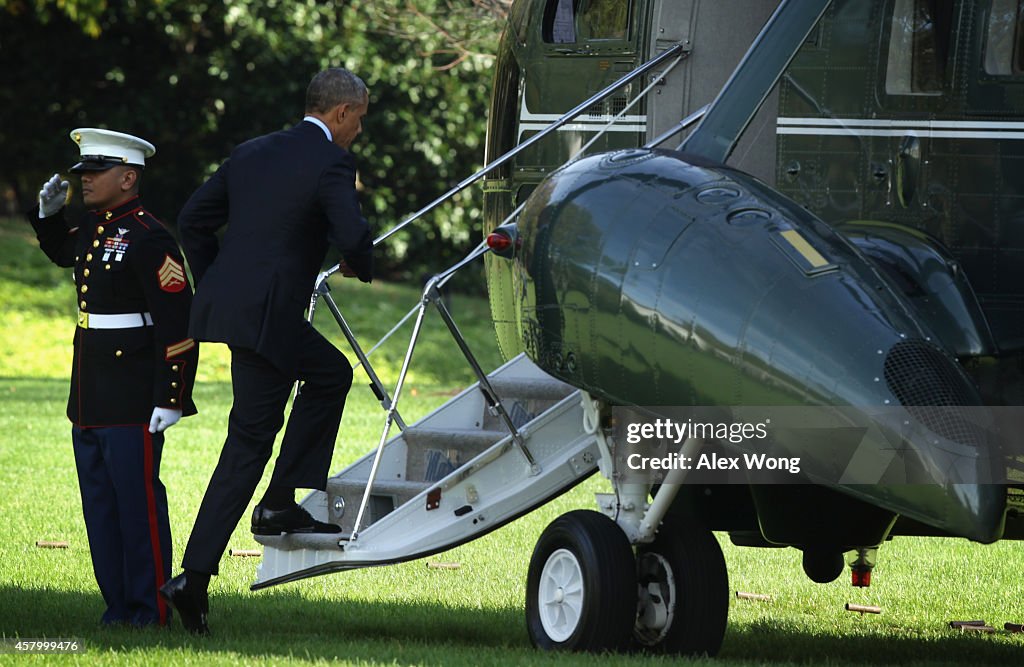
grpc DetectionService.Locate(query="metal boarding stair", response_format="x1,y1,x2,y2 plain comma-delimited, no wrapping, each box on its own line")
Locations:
252,354,599,589
249,40,704,590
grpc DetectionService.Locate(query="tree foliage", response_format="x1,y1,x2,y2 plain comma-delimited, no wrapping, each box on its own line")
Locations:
0,0,511,281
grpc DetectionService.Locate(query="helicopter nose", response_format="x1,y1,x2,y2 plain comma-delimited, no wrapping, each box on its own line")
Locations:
513,148,1006,542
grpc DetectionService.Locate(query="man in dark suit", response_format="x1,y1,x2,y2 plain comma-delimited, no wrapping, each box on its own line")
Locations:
160,68,374,634
30,128,198,627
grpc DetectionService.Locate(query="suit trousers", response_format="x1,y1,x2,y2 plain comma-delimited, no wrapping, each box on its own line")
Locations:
72,425,171,626
182,321,353,575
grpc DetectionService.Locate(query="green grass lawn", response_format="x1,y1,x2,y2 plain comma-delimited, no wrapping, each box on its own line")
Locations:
1,215,1022,666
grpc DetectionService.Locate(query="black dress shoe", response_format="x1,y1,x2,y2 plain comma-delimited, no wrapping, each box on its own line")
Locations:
251,504,341,536
159,573,209,635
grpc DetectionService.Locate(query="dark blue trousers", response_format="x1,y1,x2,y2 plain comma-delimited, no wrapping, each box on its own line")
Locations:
72,425,172,627
182,322,351,575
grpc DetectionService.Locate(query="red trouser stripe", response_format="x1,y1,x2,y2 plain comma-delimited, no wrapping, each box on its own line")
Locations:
76,328,83,420
142,428,168,625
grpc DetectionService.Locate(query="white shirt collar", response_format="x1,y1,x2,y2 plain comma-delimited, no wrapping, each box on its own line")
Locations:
302,116,332,142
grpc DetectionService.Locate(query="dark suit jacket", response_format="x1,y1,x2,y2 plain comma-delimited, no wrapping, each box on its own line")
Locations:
178,121,373,374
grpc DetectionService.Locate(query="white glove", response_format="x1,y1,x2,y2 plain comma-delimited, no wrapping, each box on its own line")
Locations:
38,174,70,218
149,407,183,433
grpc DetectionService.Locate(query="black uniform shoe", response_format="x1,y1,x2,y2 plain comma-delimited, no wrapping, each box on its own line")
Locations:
159,573,209,635
251,504,342,536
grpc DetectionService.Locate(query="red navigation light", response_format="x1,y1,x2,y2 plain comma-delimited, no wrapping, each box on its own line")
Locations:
486,231,512,252
851,567,871,588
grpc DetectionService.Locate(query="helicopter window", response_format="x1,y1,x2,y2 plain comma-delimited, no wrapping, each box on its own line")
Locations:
578,0,630,40
516,184,538,206
543,0,578,44
885,0,953,94
983,0,1024,75
542,0,631,44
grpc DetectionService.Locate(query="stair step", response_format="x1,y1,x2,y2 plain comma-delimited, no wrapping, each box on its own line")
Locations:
252,356,593,565
403,427,508,450
401,427,509,483
326,477,430,496
325,477,431,534
254,530,346,551
487,376,576,401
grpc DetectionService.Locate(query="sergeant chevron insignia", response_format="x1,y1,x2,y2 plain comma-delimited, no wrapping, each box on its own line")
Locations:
165,338,195,359
157,255,186,292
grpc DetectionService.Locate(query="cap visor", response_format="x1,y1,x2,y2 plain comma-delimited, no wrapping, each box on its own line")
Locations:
69,160,118,173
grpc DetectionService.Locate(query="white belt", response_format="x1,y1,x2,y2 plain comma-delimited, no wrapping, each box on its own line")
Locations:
77,311,153,329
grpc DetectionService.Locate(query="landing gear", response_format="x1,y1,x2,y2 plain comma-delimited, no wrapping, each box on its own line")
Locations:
526,509,730,656
634,515,729,656
525,510,637,652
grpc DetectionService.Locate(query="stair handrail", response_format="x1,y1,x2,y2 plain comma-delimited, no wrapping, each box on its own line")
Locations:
310,92,700,391
317,40,687,288
643,103,709,149
348,241,509,543
571,50,685,159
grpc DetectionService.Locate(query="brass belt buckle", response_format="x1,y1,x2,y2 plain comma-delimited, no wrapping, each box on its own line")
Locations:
77,311,89,329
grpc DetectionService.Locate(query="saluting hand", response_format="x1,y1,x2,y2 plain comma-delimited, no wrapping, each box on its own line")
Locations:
149,407,183,433
38,173,70,218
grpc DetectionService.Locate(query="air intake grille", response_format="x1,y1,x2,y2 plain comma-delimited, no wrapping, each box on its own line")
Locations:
883,340,982,447
584,97,630,119
884,341,972,406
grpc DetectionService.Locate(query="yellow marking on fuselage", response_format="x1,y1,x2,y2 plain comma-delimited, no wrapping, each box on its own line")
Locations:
780,230,828,268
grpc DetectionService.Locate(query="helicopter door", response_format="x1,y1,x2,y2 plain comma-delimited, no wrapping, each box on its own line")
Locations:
515,0,643,176
875,0,955,217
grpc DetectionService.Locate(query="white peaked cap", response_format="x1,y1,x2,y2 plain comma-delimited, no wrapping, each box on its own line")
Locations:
69,128,156,172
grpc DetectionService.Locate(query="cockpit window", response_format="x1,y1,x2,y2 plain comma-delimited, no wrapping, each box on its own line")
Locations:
578,0,630,40
984,0,1024,75
885,0,953,95
542,0,630,44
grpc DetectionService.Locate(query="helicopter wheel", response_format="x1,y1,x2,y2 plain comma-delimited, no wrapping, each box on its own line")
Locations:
633,514,729,656
525,510,637,652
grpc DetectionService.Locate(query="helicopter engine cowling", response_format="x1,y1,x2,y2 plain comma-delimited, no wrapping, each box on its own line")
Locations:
509,148,1005,542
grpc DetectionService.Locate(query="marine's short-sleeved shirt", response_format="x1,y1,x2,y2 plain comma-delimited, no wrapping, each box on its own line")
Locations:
30,196,198,426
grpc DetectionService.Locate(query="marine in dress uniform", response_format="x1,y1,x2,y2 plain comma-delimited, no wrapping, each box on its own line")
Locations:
28,128,198,627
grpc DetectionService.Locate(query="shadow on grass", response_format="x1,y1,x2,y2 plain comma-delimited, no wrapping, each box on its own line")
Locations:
720,618,1024,665
0,584,529,665
1,585,1020,665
